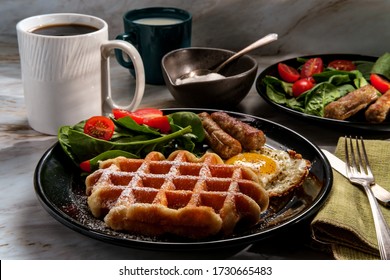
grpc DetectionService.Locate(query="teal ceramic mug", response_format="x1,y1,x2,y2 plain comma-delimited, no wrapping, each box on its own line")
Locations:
115,7,192,85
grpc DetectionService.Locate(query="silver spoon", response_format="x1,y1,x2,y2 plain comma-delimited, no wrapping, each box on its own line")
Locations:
179,33,278,80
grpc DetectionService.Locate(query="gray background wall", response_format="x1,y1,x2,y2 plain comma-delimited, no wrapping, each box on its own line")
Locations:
2,0,389,57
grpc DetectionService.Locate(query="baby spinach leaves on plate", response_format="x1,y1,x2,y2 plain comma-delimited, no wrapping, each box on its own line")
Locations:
58,111,205,170
371,52,390,80
262,62,371,117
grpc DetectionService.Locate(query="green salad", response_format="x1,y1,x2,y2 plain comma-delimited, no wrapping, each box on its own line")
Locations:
260,53,390,118
58,109,205,172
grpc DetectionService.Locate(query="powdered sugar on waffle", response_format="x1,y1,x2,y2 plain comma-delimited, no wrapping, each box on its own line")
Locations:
85,150,269,239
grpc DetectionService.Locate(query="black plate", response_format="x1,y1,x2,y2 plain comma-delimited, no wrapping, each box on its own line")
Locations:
255,54,390,131
34,109,332,250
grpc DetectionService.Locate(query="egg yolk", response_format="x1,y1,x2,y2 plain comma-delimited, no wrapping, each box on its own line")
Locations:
225,153,277,175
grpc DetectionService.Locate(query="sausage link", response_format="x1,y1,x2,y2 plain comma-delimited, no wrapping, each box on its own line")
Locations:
210,112,266,150
198,112,242,159
324,84,379,120
365,90,390,123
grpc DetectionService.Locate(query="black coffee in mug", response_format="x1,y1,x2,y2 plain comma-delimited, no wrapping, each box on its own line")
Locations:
30,23,98,36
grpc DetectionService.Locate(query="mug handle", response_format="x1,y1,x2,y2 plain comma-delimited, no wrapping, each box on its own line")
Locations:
101,40,145,111
115,32,137,69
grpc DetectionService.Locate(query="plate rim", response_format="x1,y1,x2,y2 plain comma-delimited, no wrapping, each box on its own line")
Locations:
255,53,390,131
34,108,333,250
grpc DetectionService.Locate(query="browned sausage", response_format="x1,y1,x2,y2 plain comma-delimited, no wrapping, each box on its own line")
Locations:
365,90,390,123
210,111,266,150
198,112,242,159
324,85,379,120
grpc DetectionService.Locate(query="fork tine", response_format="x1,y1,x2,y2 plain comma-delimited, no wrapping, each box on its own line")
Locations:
359,136,374,177
344,136,351,176
347,135,358,174
355,136,365,174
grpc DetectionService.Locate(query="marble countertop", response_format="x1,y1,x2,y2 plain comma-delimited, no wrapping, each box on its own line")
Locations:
1,34,389,260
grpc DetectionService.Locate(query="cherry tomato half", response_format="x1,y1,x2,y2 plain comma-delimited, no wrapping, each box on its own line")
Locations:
370,73,390,94
277,63,300,83
292,78,315,97
328,60,356,71
301,57,324,78
84,116,115,140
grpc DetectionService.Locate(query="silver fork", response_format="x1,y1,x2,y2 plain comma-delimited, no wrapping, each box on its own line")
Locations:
345,136,390,260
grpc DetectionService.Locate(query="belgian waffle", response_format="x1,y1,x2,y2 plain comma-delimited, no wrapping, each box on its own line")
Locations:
85,150,269,239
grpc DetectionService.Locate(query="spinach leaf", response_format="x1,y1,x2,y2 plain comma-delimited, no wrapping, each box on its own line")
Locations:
113,116,161,135
353,76,369,88
168,111,205,142
263,75,293,97
371,52,390,80
355,61,375,80
313,70,362,84
262,75,293,105
68,130,117,162
87,150,138,171
303,83,354,116
58,126,77,164
285,97,305,112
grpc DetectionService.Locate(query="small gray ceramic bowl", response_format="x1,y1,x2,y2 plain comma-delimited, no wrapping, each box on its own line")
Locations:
161,47,258,108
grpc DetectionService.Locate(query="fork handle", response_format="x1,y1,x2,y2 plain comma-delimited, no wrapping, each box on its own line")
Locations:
362,182,390,260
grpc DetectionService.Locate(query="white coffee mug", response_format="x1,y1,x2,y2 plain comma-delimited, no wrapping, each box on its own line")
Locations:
16,13,145,135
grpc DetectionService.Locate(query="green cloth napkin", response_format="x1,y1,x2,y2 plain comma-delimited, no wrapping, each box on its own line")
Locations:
311,138,390,260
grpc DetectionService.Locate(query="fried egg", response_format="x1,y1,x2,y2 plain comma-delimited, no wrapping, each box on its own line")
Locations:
225,151,281,187
226,147,311,197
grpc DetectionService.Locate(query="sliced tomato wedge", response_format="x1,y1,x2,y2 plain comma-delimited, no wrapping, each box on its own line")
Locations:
112,109,133,119
130,108,165,123
112,108,144,124
301,57,324,78
113,108,163,120
277,63,300,83
113,108,171,133
84,116,115,140
143,115,171,134
370,73,390,94
292,77,315,97
328,60,356,71
131,108,164,117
